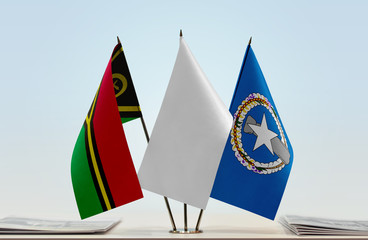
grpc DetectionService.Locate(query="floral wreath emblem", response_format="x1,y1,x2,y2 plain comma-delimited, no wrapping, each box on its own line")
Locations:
231,93,290,174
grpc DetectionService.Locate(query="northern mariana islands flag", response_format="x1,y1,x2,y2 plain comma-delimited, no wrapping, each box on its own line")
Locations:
211,40,293,220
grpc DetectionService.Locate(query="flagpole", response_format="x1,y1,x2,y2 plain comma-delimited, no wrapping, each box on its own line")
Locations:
140,117,177,232
195,209,203,231
139,115,177,231
139,115,150,143
180,29,203,234
184,203,188,232
164,195,177,231
179,29,190,233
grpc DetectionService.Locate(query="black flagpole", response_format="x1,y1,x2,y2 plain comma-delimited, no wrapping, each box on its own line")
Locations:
179,29,204,234
139,115,177,231
184,203,188,232
195,209,203,231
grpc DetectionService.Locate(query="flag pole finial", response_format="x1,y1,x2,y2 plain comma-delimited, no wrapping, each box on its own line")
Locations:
117,36,121,44
248,37,252,46
180,29,183,37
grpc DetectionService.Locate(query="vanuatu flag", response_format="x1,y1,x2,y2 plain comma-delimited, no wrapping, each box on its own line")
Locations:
71,42,143,219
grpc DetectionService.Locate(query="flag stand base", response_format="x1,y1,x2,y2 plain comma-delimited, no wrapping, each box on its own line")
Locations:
169,229,203,234
168,204,204,234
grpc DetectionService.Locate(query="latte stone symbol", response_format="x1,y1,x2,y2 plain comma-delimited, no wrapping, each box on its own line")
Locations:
230,93,290,174
245,114,290,165
112,73,128,98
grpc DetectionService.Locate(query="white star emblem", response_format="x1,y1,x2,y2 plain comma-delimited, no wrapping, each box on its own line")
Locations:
248,114,278,154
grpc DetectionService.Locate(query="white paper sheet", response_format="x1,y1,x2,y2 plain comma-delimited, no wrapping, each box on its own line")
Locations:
0,216,119,234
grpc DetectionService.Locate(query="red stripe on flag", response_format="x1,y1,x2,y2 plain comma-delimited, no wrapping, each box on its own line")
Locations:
92,59,143,207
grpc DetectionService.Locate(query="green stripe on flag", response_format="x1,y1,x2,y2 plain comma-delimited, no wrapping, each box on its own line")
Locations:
121,117,138,124
71,125,103,219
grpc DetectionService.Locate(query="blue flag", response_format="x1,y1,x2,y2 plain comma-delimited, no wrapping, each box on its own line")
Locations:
210,43,293,220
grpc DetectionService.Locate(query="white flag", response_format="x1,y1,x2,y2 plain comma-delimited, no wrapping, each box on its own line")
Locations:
138,37,232,209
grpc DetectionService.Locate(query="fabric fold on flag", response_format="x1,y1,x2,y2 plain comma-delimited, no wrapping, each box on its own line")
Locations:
71,42,143,219
138,37,232,209
211,43,293,220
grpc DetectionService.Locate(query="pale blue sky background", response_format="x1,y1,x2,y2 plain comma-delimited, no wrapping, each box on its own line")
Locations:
0,0,368,223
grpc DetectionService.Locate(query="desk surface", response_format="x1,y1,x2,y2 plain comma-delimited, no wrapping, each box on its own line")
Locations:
0,213,367,240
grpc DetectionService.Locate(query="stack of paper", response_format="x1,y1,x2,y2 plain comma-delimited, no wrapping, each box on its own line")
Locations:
0,216,119,234
280,215,368,236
